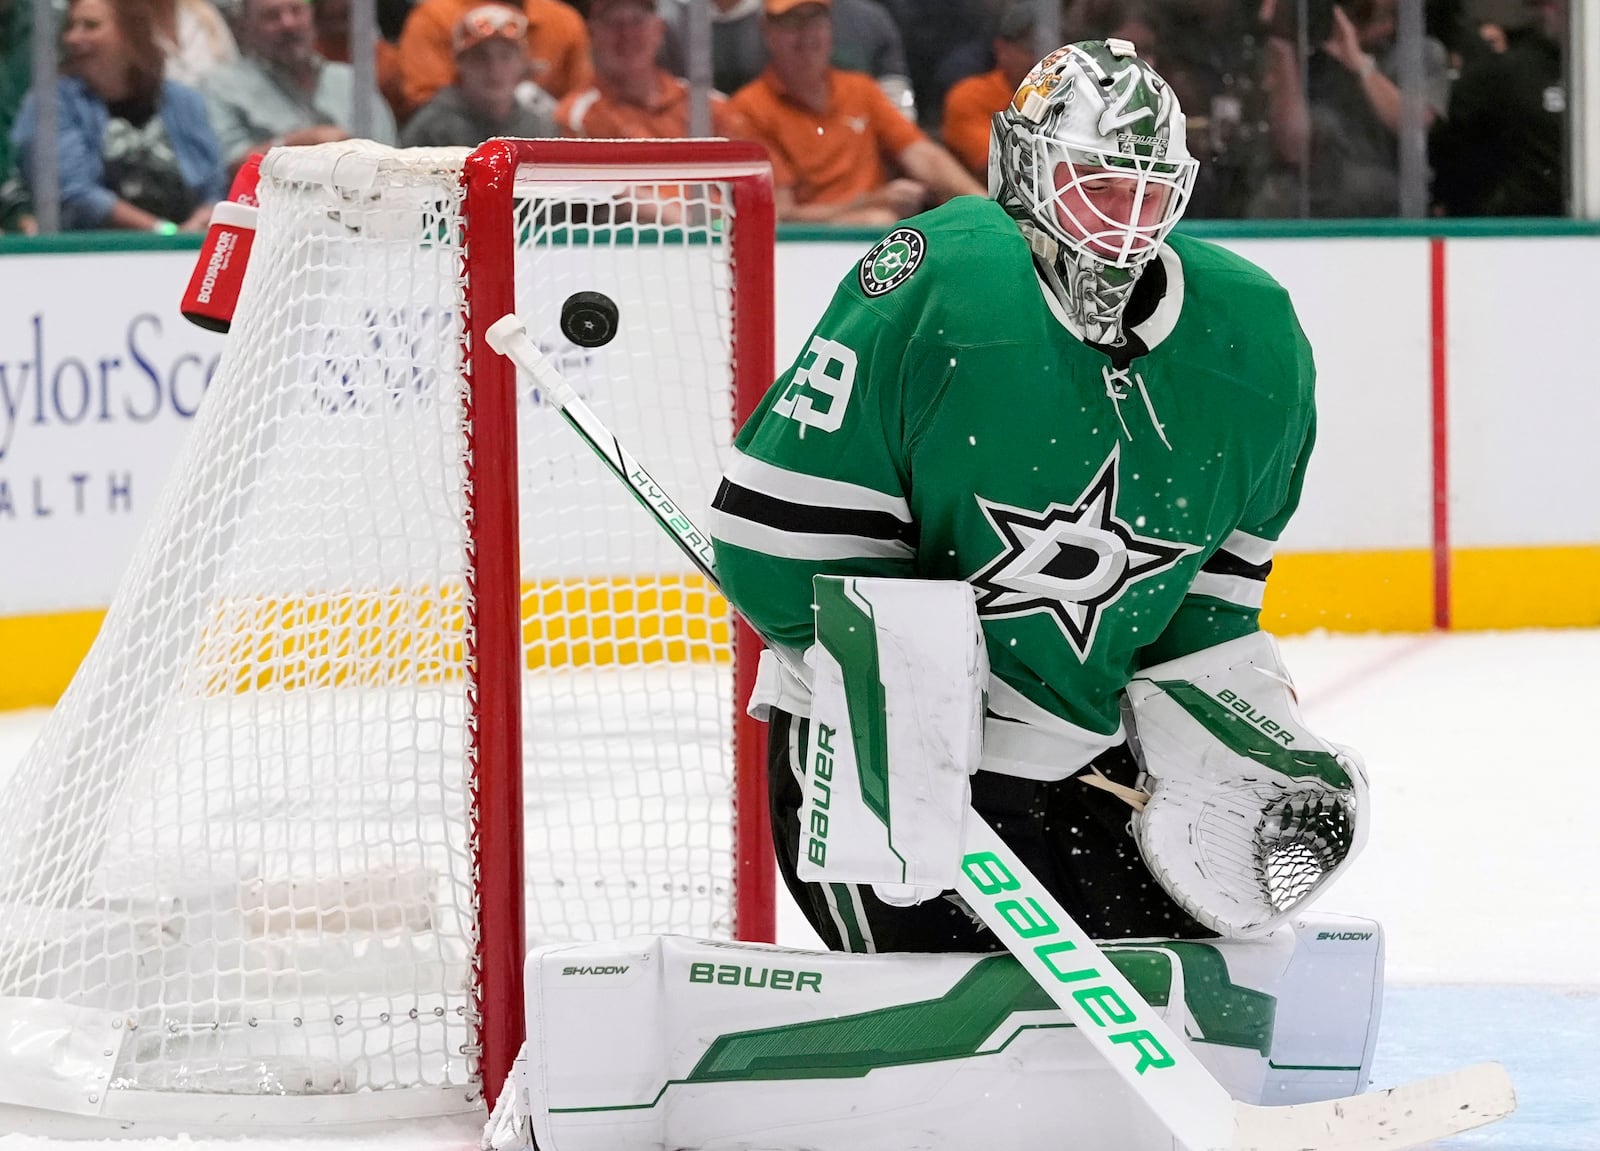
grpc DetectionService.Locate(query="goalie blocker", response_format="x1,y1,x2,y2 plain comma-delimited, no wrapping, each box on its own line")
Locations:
487,919,1384,1151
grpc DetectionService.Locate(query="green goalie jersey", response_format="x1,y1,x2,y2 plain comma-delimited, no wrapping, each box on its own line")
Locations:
710,196,1315,756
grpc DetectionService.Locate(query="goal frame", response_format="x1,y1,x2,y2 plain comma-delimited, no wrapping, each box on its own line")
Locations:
462,137,778,1104
0,139,777,1134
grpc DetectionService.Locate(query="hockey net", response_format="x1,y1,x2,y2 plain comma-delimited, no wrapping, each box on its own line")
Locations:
0,139,775,1129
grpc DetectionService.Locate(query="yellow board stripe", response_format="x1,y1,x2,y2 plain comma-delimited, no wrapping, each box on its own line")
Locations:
0,608,108,711
1450,545,1600,629
0,575,735,708
194,587,470,695
4,547,1598,710
522,574,732,669
191,574,734,694
1260,549,1436,633
1259,545,1600,632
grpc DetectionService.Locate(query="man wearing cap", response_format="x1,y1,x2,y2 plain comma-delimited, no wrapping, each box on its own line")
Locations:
556,0,747,138
940,0,1037,179
396,0,590,122
730,0,981,224
201,0,397,170
401,4,559,145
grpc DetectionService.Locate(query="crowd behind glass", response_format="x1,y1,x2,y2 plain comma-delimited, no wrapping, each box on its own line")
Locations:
0,0,1571,234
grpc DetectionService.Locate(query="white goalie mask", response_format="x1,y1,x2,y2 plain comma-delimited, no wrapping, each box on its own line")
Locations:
989,39,1199,343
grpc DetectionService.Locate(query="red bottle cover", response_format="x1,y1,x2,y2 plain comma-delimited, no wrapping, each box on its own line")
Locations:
180,153,265,334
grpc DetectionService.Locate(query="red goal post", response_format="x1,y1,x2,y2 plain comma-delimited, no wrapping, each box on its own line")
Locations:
463,137,779,1103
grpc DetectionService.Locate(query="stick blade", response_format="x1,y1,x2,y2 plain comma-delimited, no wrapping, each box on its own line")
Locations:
1232,1062,1515,1151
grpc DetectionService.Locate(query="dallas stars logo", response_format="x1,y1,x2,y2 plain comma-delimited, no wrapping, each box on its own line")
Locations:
971,446,1197,660
858,228,925,297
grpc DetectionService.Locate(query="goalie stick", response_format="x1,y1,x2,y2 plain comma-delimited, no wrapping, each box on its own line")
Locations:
485,312,1515,1151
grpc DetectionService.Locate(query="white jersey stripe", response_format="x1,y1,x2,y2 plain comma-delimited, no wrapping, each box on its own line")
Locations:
1190,571,1268,609
724,447,912,521
845,884,877,953
1219,529,1275,567
709,506,916,562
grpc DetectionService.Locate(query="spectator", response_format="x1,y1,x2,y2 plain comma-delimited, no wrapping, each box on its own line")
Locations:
154,0,240,85
731,0,982,224
659,0,911,115
397,0,589,121
0,0,37,232
1432,0,1564,214
823,0,909,112
873,0,992,131
402,4,556,144
558,0,745,137
11,0,226,231
1256,0,1451,216
314,0,411,120
202,0,397,170
940,0,1035,180
1132,0,1276,219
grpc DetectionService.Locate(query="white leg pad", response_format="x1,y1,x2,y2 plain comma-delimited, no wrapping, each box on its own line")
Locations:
516,915,1383,1151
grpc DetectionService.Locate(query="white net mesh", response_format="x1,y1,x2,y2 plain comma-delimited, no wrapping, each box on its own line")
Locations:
0,142,760,1121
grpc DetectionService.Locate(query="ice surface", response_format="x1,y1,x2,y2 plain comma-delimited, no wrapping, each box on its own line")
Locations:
1,629,1594,1149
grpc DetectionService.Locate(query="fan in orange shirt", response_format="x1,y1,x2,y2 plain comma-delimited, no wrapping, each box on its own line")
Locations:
396,0,591,121
730,0,982,225
556,0,747,139
941,2,1039,181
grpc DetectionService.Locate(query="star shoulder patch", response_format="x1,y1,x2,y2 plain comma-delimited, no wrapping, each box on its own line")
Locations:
970,445,1199,660
858,228,926,297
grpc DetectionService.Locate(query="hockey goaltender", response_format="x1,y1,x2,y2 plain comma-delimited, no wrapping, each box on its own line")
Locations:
482,34,1515,1151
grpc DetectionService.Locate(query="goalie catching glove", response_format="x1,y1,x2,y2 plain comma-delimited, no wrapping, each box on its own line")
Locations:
1125,631,1369,938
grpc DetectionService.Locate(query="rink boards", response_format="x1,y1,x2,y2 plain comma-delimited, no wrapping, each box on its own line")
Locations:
3,231,1600,710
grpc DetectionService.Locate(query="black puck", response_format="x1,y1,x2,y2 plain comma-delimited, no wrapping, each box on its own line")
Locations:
560,291,620,349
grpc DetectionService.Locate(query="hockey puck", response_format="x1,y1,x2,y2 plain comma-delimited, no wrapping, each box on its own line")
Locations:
560,291,620,349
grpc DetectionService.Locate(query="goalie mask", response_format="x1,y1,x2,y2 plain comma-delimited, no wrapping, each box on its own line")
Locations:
989,38,1198,346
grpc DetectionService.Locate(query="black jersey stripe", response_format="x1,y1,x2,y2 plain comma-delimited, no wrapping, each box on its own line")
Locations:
714,478,919,545
1202,547,1273,583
